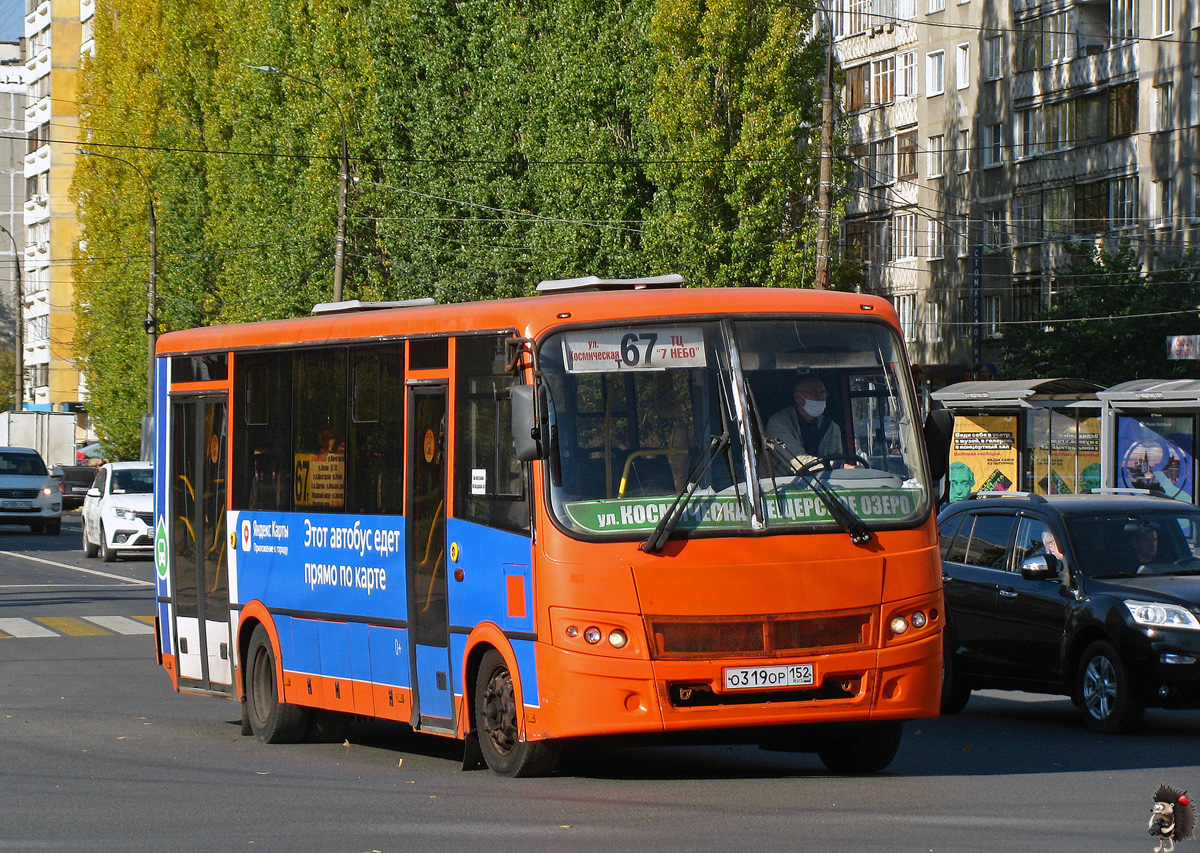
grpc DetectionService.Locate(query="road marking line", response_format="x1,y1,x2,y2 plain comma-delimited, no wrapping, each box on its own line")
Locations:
0,617,57,638
0,550,153,586
36,616,109,636
82,615,154,635
132,615,155,625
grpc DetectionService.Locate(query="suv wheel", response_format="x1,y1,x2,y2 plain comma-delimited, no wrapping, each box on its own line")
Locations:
1075,640,1143,733
940,648,971,715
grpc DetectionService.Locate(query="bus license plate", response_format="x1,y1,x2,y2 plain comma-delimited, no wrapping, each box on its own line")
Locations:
2,500,31,509
723,663,816,691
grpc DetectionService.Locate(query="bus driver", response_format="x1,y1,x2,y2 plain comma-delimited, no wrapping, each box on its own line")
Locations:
766,374,843,468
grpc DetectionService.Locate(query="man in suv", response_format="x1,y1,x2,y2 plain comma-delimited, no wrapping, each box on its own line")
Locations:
938,491,1200,733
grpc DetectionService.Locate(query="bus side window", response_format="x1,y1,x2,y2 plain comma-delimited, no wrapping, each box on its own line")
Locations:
234,353,293,512
347,344,405,515
455,334,530,535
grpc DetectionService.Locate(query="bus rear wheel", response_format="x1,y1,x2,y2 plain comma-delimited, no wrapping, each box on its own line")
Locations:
245,625,309,743
815,720,903,774
473,649,559,777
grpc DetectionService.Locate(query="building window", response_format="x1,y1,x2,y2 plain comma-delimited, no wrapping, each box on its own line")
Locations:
894,293,917,342
850,143,871,190
926,51,945,96
983,35,1003,80
897,129,918,180
895,212,918,259
845,64,870,112
929,217,944,259
1192,171,1200,221
983,123,1003,167
846,0,870,36
1016,19,1041,71
1045,187,1074,238
1109,82,1137,137
983,208,1005,252
1013,192,1043,244
957,128,970,173
984,294,1002,338
954,214,969,257
898,50,917,99
927,133,945,177
1156,81,1174,132
1192,71,1200,126
1042,11,1070,63
1045,100,1073,151
1075,181,1108,233
1017,108,1041,158
869,218,891,269
956,43,971,89
1076,91,1108,145
872,56,896,106
1110,175,1138,228
927,301,943,343
1013,280,1042,322
929,0,944,12
1154,178,1174,228
1155,0,1174,35
872,136,896,186
897,0,916,19
1112,0,1137,40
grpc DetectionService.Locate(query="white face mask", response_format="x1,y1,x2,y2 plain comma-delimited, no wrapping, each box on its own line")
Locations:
802,399,826,418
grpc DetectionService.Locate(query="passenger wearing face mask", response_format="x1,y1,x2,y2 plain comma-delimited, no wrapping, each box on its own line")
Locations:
765,374,843,468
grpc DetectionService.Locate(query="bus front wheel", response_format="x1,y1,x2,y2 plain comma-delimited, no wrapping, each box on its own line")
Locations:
245,625,309,743
815,720,903,774
473,649,559,777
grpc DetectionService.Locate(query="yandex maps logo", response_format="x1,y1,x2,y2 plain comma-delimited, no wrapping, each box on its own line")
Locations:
241,518,252,551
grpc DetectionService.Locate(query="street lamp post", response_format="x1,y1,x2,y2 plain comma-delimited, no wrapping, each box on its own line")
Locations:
76,150,156,415
0,223,22,411
247,65,349,303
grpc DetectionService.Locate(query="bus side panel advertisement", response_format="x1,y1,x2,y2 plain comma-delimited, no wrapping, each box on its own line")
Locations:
948,415,1019,501
230,509,407,621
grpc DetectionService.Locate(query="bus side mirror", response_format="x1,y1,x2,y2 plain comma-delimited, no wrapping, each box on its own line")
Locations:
923,408,953,483
511,384,548,461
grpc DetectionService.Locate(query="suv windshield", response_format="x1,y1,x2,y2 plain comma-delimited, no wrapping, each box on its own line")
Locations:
0,452,47,476
1067,508,1200,577
538,318,929,540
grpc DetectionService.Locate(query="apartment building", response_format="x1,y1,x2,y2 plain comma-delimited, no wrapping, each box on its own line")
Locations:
832,0,1187,382
0,41,27,373
22,0,82,412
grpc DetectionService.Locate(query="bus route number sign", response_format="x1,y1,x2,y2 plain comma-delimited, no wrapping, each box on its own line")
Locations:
560,327,706,373
723,663,816,691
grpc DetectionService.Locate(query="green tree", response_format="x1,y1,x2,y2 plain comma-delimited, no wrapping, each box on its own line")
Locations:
1002,246,1200,386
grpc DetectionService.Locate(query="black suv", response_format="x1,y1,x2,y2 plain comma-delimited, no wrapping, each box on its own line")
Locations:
938,492,1200,732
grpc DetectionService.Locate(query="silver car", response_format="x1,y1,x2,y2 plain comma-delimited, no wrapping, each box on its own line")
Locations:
82,461,153,561
0,446,62,534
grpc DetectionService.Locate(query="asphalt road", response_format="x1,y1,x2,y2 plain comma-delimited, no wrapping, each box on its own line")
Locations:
2,515,1198,852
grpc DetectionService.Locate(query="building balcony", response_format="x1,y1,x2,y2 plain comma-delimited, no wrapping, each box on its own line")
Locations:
24,1,49,39
80,0,95,21
1011,135,1137,187
1012,39,1138,102
23,195,49,225
24,46,49,76
24,97,50,128
23,242,49,262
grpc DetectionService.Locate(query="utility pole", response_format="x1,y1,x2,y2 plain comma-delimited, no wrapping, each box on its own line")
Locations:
814,8,835,291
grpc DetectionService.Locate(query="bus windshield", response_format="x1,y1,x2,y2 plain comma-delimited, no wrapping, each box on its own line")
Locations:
539,317,929,540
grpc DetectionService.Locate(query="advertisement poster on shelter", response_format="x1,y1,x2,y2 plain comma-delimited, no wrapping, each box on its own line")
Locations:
948,414,1019,501
1029,412,1101,494
1116,415,1193,503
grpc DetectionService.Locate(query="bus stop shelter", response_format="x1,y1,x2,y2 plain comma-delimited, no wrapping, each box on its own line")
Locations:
1098,379,1200,504
931,378,1104,501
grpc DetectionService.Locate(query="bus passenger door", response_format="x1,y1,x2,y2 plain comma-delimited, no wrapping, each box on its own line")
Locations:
407,384,454,730
169,395,233,694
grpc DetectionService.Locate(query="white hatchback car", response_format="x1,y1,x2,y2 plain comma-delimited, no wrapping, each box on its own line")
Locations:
0,446,62,534
82,461,153,562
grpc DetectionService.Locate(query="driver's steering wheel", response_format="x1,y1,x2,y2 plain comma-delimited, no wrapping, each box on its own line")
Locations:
798,453,871,473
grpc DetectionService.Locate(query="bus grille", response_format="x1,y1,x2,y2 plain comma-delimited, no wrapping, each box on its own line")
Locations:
646,609,875,660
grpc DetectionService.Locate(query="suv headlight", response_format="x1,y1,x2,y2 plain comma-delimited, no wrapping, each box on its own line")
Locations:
1124,600,1200,631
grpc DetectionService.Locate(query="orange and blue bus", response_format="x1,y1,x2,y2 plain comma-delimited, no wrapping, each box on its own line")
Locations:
153,275,950,776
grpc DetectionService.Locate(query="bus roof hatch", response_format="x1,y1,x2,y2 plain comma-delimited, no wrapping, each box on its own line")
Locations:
536,274,685,294
311,298,438,315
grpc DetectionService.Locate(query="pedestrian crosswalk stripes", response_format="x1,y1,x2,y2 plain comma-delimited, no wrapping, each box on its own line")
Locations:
0,615,155,639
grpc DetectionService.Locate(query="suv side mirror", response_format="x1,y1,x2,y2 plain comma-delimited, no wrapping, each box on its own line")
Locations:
511,384,548,461
1020,553,1060,580
923,407,954,483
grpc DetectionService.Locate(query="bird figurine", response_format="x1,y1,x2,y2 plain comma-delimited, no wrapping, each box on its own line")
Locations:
1150,784,1196,853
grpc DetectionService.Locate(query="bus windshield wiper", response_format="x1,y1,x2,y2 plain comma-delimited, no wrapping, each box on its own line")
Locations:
765,438,874,546
641,432,730,554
